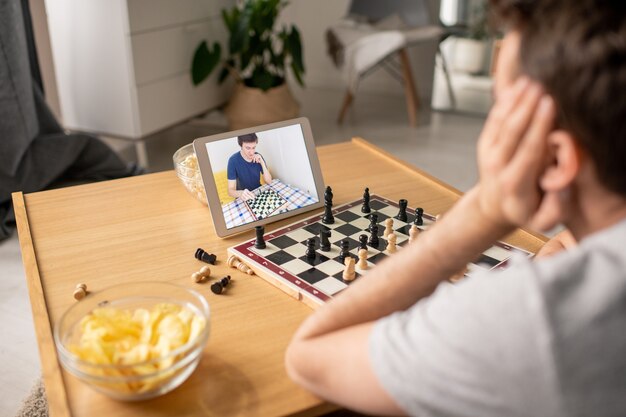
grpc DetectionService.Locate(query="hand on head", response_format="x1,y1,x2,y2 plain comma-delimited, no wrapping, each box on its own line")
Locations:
252,154,263,164
476,77,565,232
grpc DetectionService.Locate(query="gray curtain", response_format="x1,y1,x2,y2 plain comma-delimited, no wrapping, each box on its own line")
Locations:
0,0,142,241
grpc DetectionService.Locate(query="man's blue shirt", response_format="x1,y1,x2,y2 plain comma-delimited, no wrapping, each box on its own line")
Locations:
227,152,262,191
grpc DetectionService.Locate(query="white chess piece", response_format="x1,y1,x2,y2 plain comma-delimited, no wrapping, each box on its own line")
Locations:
343,257,356,281
358,248,368,270
386,233,397,253
408,225,420,244
384,218,394,238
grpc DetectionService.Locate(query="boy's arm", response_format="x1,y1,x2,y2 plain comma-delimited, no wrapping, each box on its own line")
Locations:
254,153,272,183
286,78,557,410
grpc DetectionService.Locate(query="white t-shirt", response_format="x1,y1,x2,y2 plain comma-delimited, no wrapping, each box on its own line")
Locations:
370,219,626,417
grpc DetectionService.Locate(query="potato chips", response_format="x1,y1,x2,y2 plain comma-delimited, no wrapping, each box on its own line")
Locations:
68,303,207,393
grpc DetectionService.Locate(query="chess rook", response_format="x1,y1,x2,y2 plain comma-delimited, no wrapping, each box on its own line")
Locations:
211,275,232,294
227,255,255,275
195,248,217,265
395,199,408,222
255,225,266,249
361,187,371,213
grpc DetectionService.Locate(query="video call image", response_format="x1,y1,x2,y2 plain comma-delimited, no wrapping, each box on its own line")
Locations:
205,124,320,229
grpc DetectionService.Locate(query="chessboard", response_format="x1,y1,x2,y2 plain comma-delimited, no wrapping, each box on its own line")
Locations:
228,194,532,309
246,189,286,220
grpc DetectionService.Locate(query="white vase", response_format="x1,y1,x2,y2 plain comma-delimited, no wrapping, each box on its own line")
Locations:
452,38,488,74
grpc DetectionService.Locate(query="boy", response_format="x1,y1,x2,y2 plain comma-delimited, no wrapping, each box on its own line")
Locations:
227,133,272,201
286,0,626,415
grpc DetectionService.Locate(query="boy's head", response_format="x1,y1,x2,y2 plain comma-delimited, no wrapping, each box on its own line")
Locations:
237,133,259,160
491,0,626,196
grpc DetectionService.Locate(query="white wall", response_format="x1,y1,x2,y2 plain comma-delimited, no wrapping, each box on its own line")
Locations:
279,0,440,101
205,124,319,198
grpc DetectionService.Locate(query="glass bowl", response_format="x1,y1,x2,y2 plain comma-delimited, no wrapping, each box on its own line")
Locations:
54,282,210,401
173,143,208,205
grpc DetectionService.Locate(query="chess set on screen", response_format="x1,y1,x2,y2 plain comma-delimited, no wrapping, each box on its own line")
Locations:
191,118,531,307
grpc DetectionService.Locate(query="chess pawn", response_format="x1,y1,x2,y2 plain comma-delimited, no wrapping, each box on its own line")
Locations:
227,255,255,275
408,224,420,244
357,248,368,270
384,218,394,237
386,233,397,253
73,283,87,300
343,257,356,281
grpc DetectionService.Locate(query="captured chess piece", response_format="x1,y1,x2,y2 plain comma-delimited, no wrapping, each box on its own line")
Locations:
361,187,371,213
384,218,394,237
359,234,368,250
342,257,356,281
414,207,424,226
211,276,232,294
73,283,88,300
191,265,211,283
228,255,255,275
386,233,397,253
367,213,378,232
357,248,368,270
368,224,380,248
409,224,420,244
255,226,266,249
339,239,350,262
320,229,331,252
395,199,408,222
195,248,217,265
322,186,335,224
306,237,317,259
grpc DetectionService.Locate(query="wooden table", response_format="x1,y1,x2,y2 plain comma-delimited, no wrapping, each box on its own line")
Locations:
13,138,547,417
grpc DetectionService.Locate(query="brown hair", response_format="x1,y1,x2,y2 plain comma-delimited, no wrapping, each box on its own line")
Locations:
237,133,258,147
491,0,626,195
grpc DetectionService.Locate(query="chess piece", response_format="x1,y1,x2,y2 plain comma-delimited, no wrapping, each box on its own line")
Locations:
342,257,356,281
357,248,368,270
386,233,397,253
367,213,378,232
368,224,379,248
339,239,350,262
361,187,371,213
384,218,394,237
211,276,232,294
195,248,217,265
409,224,420,244
73,283,87,300
255,225,266,249
395,199,408,222
414,207,424,226
306,237,317,259
322,186,335,224
227,255,255,275
358,234,368,250
320,229,331,252
192,265,212,283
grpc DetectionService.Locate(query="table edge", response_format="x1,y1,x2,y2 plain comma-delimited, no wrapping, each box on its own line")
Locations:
12,192,72,417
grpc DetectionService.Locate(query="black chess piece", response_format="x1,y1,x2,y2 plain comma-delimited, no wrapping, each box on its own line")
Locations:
320,229,331,252
195,248,217,265
358,234,368,250
395,199,408,222
338,239,350,262
255,225,266,249
322,186,335,224
414,207,424,226
361,187,371,213
211,276,231,295
305,237,317,259
368,224,380,248
367,213,378,232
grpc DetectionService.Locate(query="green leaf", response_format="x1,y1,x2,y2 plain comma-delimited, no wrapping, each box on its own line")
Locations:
230,4,252,54
251,66,275,91
288,26,304,74
291,61,304,87
191,41,221,85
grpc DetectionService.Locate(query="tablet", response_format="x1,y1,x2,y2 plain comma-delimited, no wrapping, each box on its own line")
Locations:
193,118,325,238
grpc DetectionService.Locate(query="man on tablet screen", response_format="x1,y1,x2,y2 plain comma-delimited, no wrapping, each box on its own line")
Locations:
227,133,273,202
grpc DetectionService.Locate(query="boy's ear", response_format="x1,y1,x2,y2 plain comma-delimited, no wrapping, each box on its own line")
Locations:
539,130,581,192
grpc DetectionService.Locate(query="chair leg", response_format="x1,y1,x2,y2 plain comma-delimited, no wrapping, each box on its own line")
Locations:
398,48,420,127
337,90,354,124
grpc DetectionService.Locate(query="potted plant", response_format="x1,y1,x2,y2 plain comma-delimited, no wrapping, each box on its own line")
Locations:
191,0,305,130
452,1,491,74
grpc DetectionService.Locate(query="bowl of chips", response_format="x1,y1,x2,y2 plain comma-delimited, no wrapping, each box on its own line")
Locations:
54,282,210,401
173,143,208,205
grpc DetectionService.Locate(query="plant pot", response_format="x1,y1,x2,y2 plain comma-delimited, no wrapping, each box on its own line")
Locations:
224,83,300,130
452,38,488,74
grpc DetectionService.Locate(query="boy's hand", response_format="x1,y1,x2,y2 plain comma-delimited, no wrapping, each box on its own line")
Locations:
240,189,255,201
535,229,577,258
476,77,557,230
252,154,264,164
